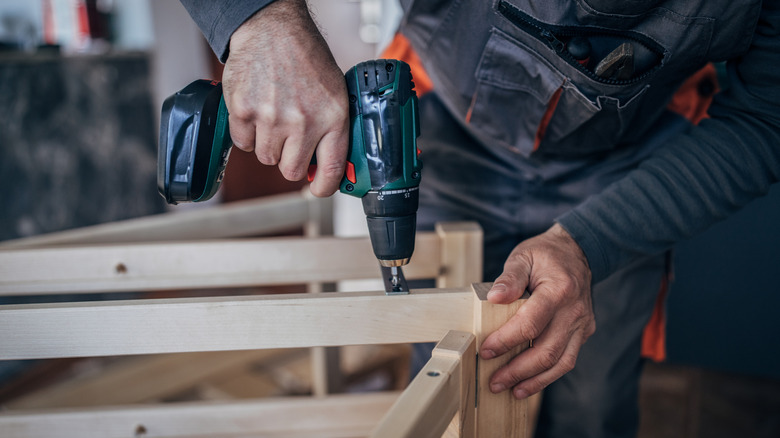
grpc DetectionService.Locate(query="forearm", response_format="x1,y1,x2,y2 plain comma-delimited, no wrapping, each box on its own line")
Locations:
557,3,780,283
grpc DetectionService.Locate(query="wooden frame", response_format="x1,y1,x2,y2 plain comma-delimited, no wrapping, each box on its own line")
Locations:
0,286,529,437
0,190,531,437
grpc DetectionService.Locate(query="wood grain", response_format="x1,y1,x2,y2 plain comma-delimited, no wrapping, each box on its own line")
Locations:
0,288,474,360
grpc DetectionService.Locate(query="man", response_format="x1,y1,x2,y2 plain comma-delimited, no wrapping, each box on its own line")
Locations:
180,1,780,436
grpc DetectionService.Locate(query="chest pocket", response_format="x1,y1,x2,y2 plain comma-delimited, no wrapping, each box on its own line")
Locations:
467,1,713,158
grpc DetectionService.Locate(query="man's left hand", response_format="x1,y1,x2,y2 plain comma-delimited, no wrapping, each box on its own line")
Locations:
480,223,596,399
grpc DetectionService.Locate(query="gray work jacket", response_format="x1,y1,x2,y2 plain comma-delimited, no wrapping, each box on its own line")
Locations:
401,0,759,157
181,0,780,282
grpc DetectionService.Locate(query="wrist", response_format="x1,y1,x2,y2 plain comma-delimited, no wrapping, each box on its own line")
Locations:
230,0,311,50
549,223,591,272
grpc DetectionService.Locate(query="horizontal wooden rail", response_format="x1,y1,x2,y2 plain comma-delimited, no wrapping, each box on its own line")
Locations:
0,192,326,249
0,392,399,438
0,288,474,360
0,233,441,296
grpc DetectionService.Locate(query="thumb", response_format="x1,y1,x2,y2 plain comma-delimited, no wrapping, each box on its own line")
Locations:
488,256,531,304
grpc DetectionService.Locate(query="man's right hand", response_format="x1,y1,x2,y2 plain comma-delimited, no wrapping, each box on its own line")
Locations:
222,0,349,197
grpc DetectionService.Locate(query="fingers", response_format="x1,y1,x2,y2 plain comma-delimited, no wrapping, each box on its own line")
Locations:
480,291,557,359
221,0,349,197
224,85,348,194
478,224,595,399
309,127,349,196
227,101,257,153
495,329,585,399
486,294,586,395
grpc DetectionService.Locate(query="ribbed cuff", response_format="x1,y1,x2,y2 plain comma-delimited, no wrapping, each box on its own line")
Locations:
555,211,611,285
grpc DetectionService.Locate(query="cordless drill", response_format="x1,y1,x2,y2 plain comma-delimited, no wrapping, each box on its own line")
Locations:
157,59,422,293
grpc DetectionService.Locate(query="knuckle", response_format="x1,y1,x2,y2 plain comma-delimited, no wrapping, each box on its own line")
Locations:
516,317,543,341
569,301,590,321
232,139,253,152
504,366,526,385
558,352,577,374
256,104,279,126
585,320,597,338
229,99,256,122
282,108,307,130
536,347,560,371
489,330,514,354
524,376,551,395
315,161,346,181
280,163,306,181
505,251,532,271
255,149,279,166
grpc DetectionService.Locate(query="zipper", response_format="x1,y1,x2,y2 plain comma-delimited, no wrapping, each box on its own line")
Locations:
496,0,664,86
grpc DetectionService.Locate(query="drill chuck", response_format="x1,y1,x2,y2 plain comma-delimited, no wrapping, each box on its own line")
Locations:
362,187,419,266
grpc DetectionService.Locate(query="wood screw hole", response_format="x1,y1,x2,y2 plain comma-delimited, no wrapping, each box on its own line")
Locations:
135,424,147,436
115,263,128,274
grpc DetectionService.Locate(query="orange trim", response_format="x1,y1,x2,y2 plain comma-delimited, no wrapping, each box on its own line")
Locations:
465,92,478,124
380,33,434,97
639,65,720,362
533,85,564,151
666,63,720,126
641,273,669,362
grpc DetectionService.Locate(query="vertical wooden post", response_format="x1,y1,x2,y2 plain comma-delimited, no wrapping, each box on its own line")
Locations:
435,222,482,436
435,222,483,288
472,283,530,437
304,190,342,396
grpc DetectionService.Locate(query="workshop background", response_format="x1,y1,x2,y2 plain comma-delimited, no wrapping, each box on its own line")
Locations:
0,1,778,437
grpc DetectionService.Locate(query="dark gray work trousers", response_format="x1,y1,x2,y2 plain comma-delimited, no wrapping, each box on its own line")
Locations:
412,93,671,438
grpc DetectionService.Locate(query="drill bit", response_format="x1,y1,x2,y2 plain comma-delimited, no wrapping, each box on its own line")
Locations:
381,265,409,295
390,267,400,289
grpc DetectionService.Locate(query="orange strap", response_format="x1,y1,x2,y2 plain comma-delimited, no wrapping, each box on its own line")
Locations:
534,85,564,150
641,271,670,362
666,63,719,125
380,33,434,97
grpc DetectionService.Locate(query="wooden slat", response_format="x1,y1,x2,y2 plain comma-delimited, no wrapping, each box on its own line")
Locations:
0,288,474,360
0,392,399,438
4,349,301,409
0,233,441,296
371,331,475,438
0,192,319,249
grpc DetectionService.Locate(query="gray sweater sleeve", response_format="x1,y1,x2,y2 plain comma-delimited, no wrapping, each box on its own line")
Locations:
179,0,277,62
556,1,780,284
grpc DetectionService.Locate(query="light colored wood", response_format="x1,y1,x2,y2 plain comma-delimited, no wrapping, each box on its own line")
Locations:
0,233,441,296
0,192,314,249
0,288,474,360
371,331,475,438
5,349,301,409
0,392,399,438
199,363,283,399
303,189,342,397
0,218,495,436
472,282,530,437
436,222,484,288
438,331,477,438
